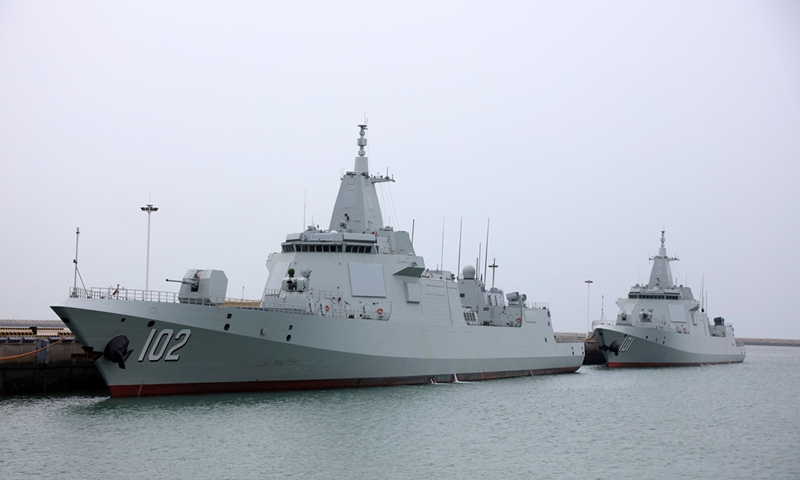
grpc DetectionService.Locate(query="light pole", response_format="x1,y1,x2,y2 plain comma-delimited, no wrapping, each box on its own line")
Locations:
585,279,593,334
141,202,158,292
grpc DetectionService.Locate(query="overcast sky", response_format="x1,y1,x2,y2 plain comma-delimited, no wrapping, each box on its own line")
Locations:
2,1,798,339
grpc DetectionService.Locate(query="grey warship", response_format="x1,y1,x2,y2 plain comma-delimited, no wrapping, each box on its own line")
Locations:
51,125,584,397
593,231,745,367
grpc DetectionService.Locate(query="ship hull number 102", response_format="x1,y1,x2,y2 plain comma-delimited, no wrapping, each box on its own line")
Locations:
138,329,192,363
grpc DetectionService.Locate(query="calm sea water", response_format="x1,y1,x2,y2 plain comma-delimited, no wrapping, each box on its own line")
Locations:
1,345,798,480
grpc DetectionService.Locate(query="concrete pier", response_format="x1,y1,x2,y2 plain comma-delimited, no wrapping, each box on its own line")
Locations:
0,321,106,395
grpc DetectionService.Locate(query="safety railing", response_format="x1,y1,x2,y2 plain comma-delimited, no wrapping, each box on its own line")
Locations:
67,287,390,321
71,287,185,303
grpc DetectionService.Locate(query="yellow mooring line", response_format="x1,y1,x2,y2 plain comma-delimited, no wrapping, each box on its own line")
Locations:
0,338,65,361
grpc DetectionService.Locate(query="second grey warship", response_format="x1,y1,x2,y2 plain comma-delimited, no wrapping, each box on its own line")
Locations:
593,232,745,367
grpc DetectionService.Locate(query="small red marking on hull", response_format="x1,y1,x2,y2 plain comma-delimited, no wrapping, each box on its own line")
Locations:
108,366,580,397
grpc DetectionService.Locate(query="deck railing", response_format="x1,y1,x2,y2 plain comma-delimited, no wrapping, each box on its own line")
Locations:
68,286,548,321
68,287,389,320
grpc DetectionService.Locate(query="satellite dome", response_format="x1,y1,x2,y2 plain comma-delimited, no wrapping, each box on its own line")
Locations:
462,265,476,280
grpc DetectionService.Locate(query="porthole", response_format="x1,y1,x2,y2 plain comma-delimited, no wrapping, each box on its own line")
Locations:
545,337,548,342
227,313,232,319
289,325,293,330
120,317,126,323
224,324,230,331
286,335,291,341
147,320,155,327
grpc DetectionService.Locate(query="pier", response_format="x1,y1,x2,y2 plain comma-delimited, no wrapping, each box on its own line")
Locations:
0,320,106,394
2,320,797,395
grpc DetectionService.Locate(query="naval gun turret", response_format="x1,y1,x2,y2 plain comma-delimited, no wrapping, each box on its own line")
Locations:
168,269,228,305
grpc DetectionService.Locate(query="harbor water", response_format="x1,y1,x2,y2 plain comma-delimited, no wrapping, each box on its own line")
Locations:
1,345,798,479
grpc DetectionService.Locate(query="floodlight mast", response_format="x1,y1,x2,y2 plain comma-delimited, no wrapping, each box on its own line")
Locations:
141,203,159,292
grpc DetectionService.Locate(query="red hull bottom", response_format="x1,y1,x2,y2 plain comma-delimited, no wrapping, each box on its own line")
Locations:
108,366,580,397
606,360,744,368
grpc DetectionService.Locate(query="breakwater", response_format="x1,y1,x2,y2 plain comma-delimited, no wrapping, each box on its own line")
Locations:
738,337,800,347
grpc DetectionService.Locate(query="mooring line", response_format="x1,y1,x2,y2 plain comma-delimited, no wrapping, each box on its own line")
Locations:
0,338,65,361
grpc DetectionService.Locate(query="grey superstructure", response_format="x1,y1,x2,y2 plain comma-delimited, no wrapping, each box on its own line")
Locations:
52,125,584,397
593,232,745,367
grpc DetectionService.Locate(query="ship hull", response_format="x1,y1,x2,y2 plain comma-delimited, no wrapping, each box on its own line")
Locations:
107,367,579,397
593,325,745,368
53,297,583,397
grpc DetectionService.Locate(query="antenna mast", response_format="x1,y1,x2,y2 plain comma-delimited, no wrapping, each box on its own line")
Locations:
440,218,445,271
585,279,593,334
483,218,490,284
601,295,605,323
73,227,80,292
477,243,482,285
701,274,705,311
457,218,463,278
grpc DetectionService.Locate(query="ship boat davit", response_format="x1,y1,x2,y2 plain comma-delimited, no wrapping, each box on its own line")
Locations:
593,231,745,367
52,125,584,397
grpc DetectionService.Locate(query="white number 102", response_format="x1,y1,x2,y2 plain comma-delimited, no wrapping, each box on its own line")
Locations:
137,328,192,363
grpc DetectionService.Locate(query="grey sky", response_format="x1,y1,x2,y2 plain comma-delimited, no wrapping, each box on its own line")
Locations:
2,1,798,339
